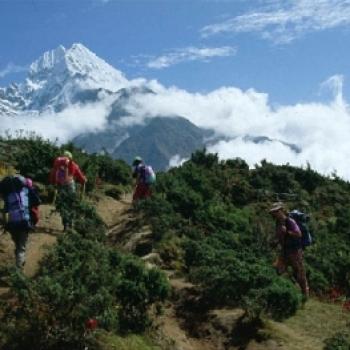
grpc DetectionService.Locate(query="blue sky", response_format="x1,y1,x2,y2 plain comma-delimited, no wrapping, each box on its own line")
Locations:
1,0,350,105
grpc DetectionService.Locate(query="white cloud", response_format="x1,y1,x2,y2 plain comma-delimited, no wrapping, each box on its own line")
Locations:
146,46,237,69
201,0,350,44
119,74,350,179
168,154,188,169
0,63,28,78
0,101,110,144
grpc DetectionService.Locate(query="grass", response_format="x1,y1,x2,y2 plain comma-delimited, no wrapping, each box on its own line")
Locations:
265,298,350,350
95,332,161,350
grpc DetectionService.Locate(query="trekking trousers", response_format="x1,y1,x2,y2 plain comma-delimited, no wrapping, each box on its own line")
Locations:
56,182,76,230
133,182,152,202
10,229,29,268
276,249,309,296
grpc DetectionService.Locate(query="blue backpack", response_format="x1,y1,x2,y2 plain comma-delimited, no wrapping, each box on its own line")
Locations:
1,176,33,231
288,210,313,249
144,165,156,185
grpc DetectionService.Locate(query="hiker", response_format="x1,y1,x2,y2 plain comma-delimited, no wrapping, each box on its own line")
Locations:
270,203,309,299
0,175,41,268
50,151,87,231
132,156,156,203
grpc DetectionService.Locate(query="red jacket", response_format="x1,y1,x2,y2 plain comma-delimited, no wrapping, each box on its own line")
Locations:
50,157,86,185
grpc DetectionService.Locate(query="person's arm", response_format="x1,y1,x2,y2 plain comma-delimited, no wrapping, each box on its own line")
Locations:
286,219,302,238
49,167,56,185
29,188,41,207
72,163,87,185
132,166,138,179
3,198,8,213
2,198,8,224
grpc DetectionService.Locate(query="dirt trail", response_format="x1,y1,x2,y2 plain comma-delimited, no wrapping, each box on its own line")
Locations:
0,204,63,278
0,195,131,278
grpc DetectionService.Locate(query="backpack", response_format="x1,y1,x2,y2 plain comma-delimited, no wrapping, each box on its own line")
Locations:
53,157,70,185
144,165,156,185
0,175,25,196
28,186,41,226
288,210,313,249
0,176,31,231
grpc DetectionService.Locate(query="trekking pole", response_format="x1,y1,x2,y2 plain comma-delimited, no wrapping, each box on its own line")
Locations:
81,182,86,201
52,188,58,205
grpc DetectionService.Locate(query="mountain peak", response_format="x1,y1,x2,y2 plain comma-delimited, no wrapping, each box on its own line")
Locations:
28,43,127,92
29,45,66,77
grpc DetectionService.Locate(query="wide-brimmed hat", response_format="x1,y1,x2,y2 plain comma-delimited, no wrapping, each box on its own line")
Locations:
269,203,284,213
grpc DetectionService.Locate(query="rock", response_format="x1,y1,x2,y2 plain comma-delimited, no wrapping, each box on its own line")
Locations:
141,252,163,266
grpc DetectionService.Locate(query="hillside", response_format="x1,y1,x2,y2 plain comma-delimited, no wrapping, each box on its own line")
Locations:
0,137,350,349
113,116,212,170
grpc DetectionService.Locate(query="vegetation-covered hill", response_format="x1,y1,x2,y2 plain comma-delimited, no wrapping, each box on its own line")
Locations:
138,150,350,348
0,136,349,349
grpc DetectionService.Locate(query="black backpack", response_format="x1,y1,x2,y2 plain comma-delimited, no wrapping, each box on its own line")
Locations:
288,210,313,249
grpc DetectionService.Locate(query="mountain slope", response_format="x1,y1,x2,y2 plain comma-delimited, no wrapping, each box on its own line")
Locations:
113,116,212,170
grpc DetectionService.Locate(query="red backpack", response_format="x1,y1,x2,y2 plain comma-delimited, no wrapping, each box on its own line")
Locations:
52,157,70,185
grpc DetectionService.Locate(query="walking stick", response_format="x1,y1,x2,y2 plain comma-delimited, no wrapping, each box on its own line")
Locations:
81,182,86,200
52,188,58,205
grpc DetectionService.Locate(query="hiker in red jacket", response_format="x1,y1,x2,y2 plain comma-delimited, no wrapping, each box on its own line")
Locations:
270,203,309,299
50,151,86,188
50,151,87,231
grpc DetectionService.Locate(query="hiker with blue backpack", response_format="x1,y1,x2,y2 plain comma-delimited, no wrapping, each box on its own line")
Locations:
132,156,156,203
0,175,41,268
270,203,310,299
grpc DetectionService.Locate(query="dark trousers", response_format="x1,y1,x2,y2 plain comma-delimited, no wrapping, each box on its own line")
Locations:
9,229,29,268
275,249,309,296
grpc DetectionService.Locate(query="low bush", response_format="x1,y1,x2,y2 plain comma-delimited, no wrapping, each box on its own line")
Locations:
324,333,350,350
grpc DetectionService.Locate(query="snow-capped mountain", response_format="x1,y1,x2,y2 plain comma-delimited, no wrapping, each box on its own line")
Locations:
0,43,301,170
0,43,213,168
0,43,128,115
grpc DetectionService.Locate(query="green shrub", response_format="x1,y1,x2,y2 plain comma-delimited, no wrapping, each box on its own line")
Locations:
324,333,350,350
258,278,301,321
0,136,132,190
1,232,169,349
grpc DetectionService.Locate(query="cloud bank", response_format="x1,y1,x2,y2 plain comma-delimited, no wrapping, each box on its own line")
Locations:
120,75,350,179
201,0,350,44
0,102,110,144
1,74,350,180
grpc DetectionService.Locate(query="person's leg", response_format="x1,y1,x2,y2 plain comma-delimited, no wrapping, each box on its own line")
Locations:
287,250,309,297
57,183,76,231
144,184,152,198
274,255,287,275
133,183,143,202
10,230,29,268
